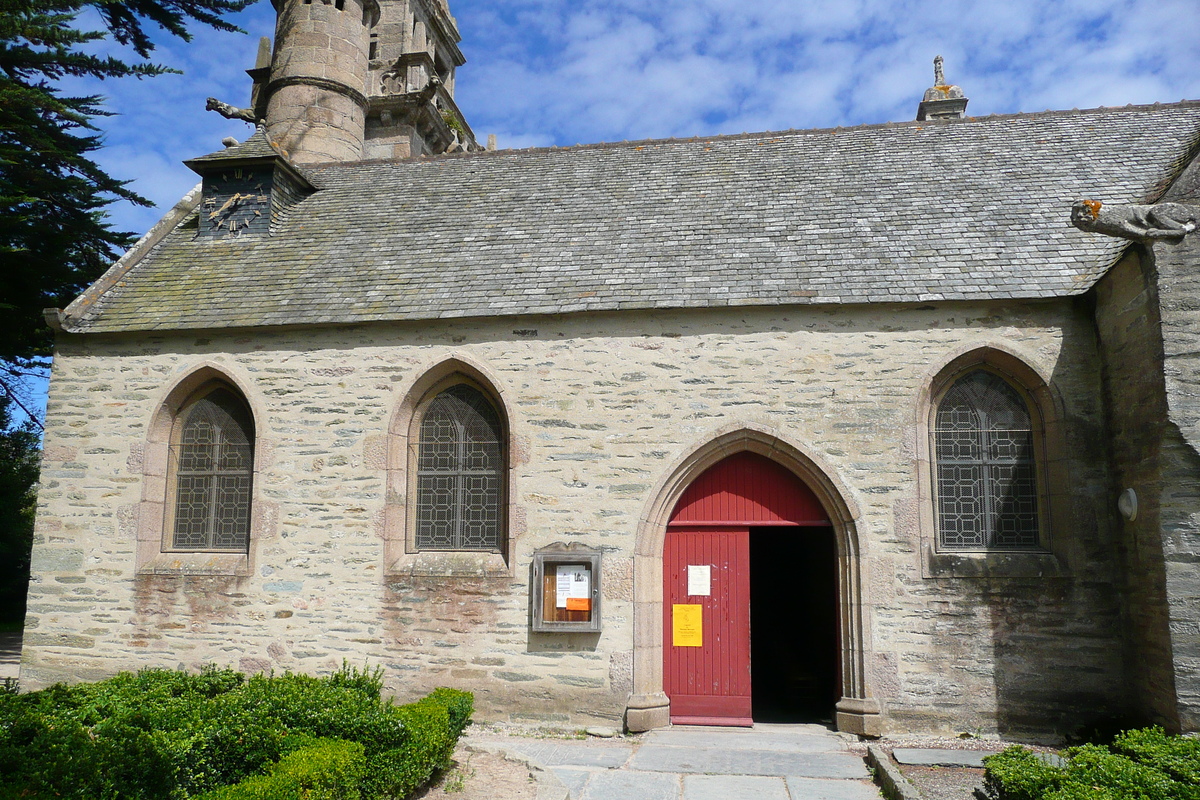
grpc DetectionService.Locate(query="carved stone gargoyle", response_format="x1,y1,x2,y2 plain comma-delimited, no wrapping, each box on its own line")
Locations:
1071,199,1197,243
206,96,258,124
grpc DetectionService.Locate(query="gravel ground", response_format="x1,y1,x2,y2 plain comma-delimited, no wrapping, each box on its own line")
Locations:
852,735,1060,800
411,735,546,800
411,722,617,799
897,764,986,800
848,734,1060,756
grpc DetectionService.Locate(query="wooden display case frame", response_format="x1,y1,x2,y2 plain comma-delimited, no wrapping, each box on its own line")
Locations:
531,542,602,633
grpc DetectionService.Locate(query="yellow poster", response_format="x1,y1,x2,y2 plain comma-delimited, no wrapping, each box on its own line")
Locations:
672,604,703,647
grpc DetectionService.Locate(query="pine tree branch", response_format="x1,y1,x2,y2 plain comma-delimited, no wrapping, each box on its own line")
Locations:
0,376,44,431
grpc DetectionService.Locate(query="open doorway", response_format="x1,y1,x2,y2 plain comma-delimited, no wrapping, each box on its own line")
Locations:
750,525,839,723
663,452,838,726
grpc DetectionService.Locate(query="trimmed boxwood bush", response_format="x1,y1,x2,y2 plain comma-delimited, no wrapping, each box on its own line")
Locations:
363,699,451,800
1110,726,1200,791
429,687,473,740
0,665,473,800
197,739,366,800
982,727,1200,800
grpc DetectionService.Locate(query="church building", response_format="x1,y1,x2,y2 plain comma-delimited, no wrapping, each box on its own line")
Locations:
21,0,1200,739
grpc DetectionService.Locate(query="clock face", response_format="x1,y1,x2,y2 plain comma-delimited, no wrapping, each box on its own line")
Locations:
201,168,271,237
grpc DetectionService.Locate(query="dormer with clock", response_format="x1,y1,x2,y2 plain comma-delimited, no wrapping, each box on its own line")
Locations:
184,127,314,240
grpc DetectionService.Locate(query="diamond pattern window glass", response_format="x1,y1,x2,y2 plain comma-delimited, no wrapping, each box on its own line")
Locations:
935,370,1039,550
416,384,504,551
170,388,254,551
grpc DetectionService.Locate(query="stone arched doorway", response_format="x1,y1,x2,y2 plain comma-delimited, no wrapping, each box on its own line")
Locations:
625,428,880,736
664,452,836,726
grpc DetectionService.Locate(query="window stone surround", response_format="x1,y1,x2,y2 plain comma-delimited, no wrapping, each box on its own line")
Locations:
134,363,278,577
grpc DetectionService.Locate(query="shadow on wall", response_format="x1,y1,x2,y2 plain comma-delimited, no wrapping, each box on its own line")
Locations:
980,564,1133,741
970,329,1136,740
0,632,21,678
1126,422,1200,734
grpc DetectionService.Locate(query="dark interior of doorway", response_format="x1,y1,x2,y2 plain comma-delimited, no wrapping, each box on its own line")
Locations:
750,526,839,723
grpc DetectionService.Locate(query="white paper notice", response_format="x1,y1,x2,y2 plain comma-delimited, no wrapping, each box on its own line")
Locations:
687,565,711,596
556,565,572,608
568,568,590,599
556,565,590,608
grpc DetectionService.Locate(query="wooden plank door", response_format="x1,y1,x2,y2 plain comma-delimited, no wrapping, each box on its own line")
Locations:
663,526,752,726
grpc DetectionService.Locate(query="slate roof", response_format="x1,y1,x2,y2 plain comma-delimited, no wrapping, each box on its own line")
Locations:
184,128,287,167
62,101,1200,334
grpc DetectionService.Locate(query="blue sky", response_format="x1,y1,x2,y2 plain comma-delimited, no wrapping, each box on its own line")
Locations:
11,0,1200,426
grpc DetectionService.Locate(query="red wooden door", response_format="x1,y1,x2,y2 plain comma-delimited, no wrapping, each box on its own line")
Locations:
663,452,831,726
663,526,752,726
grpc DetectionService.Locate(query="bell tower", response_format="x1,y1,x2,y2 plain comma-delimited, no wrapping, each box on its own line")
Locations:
359,0,480,158
209,0,484,162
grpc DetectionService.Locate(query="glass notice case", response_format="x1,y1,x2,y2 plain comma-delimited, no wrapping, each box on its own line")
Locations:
531,542,602,633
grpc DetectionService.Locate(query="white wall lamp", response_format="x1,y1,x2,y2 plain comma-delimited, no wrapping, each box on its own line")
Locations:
1118,488,1138,522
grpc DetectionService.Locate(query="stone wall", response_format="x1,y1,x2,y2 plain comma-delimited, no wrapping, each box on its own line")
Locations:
25,299,1125,735
1090,166,1200,733
1148,232,1200,732
1153,162,1200,730
1092,249,1178,729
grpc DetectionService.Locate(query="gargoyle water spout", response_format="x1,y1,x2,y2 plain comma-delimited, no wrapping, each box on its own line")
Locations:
1071,199,1197,243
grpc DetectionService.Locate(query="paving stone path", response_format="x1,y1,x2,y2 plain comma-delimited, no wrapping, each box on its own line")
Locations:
475,723,880,800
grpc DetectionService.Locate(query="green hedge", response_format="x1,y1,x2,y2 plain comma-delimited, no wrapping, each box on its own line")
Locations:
982,727,1200,800
428,687,473,740
197,739,365,800
0,665,473,800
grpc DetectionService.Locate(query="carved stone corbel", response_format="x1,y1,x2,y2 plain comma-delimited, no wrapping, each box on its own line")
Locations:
1071,199,1198,243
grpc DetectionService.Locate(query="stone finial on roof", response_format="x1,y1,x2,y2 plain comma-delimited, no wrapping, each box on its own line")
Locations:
917,56,969,121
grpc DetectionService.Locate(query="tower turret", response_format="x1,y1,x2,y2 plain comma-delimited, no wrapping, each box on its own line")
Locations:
264,0,377,163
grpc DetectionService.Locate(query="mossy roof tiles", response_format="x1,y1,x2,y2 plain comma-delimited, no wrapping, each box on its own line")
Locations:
64,102,1200,333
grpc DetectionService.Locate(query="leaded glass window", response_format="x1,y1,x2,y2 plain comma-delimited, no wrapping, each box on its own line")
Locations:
935,370,1039,550
170,388,254,551
415,384,504,551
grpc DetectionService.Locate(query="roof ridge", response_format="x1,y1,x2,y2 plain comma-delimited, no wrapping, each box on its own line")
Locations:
303,99,1200,171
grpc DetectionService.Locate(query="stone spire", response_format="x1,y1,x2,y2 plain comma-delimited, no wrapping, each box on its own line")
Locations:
917,55,969,121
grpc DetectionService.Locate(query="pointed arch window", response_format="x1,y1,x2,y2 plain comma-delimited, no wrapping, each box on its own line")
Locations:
414,383,505,552
934,369,1040,550
168,387,255,551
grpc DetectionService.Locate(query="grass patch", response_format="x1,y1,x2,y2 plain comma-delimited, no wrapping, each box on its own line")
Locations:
441,760,474,794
